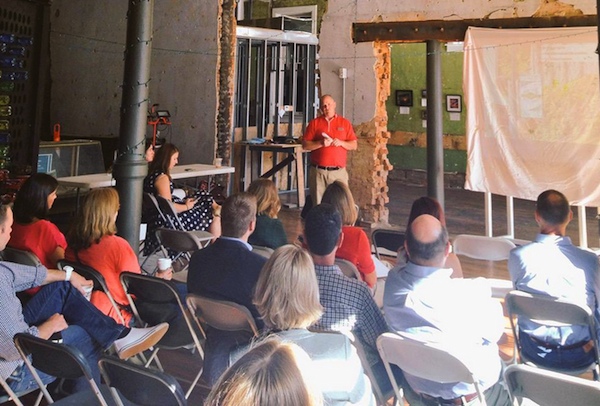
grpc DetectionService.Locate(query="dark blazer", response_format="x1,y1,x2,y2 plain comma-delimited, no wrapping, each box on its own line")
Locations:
188,237,267,326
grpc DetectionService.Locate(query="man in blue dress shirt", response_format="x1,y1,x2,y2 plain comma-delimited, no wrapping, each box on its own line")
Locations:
509,189,600,370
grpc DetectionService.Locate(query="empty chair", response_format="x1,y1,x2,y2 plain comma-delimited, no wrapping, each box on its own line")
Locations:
57,259,126,325
186,294,259,337
99,356,187,406
13,333,115,405
505,290,600,379
371,229,405,260
120,272,205,398
155,227,212,273
377,332,487,405
452,234,516,261
504,363,600,406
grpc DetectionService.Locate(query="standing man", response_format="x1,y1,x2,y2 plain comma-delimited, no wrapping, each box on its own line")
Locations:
303,94,357,205
509,189,600,370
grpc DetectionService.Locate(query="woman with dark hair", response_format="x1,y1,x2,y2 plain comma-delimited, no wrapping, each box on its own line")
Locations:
143,143,220,254
9,173,66,270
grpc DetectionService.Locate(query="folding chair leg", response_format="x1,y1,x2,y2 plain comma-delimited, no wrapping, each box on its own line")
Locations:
185,368,204,399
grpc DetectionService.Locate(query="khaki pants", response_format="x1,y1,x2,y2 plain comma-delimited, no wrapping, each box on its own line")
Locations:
308,166,349,206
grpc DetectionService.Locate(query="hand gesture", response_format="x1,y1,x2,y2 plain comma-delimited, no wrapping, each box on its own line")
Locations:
69,272,93,296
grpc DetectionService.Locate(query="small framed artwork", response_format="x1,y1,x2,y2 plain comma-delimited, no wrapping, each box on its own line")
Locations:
446,94,462,112
395,89,413,107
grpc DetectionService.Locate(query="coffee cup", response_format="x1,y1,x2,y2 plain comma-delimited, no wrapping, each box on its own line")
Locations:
158,258,172,272
83,285,93,301
214,157,223,168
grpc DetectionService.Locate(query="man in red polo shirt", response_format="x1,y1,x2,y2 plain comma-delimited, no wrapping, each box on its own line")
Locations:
303,94,357,205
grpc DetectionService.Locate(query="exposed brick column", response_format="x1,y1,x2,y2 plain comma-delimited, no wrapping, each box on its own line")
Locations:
348,42,393,226
215,0,236,173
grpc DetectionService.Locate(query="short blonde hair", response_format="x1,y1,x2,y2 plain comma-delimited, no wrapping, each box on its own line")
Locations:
205,338,323,406
247,178,281,218
321,181,358,226
254,245,323,330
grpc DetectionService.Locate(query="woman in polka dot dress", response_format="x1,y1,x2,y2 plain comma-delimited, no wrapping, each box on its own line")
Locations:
143,143,221,255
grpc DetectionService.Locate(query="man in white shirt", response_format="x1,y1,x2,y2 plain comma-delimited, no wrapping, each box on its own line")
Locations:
384,214,510,406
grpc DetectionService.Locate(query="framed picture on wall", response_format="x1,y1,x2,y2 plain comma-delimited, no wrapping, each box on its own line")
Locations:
395,90,413,107
446,94,462,112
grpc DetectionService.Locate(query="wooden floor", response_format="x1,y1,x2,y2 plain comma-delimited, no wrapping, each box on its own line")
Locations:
13,181,600,405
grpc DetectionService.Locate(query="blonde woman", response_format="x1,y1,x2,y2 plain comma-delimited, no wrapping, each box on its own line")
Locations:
253,245,375,405
206,339,322,406
247,178,287,249
66,188,173,325
321,181,377,288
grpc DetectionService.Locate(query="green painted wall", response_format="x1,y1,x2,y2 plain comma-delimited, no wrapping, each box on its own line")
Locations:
388,145,465,172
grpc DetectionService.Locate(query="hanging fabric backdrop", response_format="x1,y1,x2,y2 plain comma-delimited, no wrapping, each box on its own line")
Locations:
463,26,600,206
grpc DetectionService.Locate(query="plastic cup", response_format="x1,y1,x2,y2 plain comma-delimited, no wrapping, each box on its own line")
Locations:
214,158,223,168
158,258,172,271
83,285,93,301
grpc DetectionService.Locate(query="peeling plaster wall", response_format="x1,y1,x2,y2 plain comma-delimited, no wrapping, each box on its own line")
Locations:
318,0,596,224
49,0,220,166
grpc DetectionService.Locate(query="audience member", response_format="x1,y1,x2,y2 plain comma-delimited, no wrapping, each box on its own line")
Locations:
143,142,220,254
246,178,287,249
321,181,376,287
303,204,388,365
66,188,175,326
253,244,375,405
302,94,357,205
0,203,168,394
188,192,266,385
206,338,323,406
509,189,600,370
396,196,463,278
9,174,67,297
384,214,510,406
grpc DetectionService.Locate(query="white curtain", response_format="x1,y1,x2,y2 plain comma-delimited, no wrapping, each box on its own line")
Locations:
463,26,600,206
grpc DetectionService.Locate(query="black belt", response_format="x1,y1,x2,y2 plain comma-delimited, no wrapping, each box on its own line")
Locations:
311,164,341,171
420,391,479,405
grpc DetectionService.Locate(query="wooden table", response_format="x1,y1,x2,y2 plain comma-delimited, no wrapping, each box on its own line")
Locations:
241,142,307,208
57,163,235,208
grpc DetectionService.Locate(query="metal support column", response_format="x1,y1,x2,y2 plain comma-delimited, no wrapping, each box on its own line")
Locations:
426,40,445,209
114,0,154,250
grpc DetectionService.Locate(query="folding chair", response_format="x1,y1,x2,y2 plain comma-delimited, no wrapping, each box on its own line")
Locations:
250,245,273,259
0,373,43,406
377,332,487,406
504,363,600,406
155,228,212,274
120,272,205,398
13,333,116,405
371,229,405,260
186,294,259,337
57,260,126,325
1,247,42,266
335,258,362,280
505,290,600,379
99,356,187,406
452,234,516,261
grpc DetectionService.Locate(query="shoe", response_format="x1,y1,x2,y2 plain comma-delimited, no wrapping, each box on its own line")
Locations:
113,323,169,359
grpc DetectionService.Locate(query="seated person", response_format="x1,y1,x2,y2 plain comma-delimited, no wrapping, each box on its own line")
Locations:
384,214,510,405
252,244,374,405
509,189,600,370
395,196,462,278
206,339,323,406
9,174,67,296
143,142,221,255
188,192,267,385
66,188,176,326
321,181,376,287
246,178,287,249
0,203,168,394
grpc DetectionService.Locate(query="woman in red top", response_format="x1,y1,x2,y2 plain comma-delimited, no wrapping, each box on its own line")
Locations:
321,181,376,288
66,188,172,325
9,174,66,296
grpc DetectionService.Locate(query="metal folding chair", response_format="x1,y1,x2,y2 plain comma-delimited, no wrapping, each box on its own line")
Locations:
335,257,362,280
250,245,274,259
1,247,42,266
371,229,405,260
155,228,212,274
452,234,516,261
186,294,259,337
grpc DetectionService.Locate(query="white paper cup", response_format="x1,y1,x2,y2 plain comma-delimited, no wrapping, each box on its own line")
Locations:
83,285,93,301
214,158,223,168
158,258,172,271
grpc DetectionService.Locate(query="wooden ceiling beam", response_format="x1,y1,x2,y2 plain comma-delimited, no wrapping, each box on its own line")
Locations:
352,15,598,43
